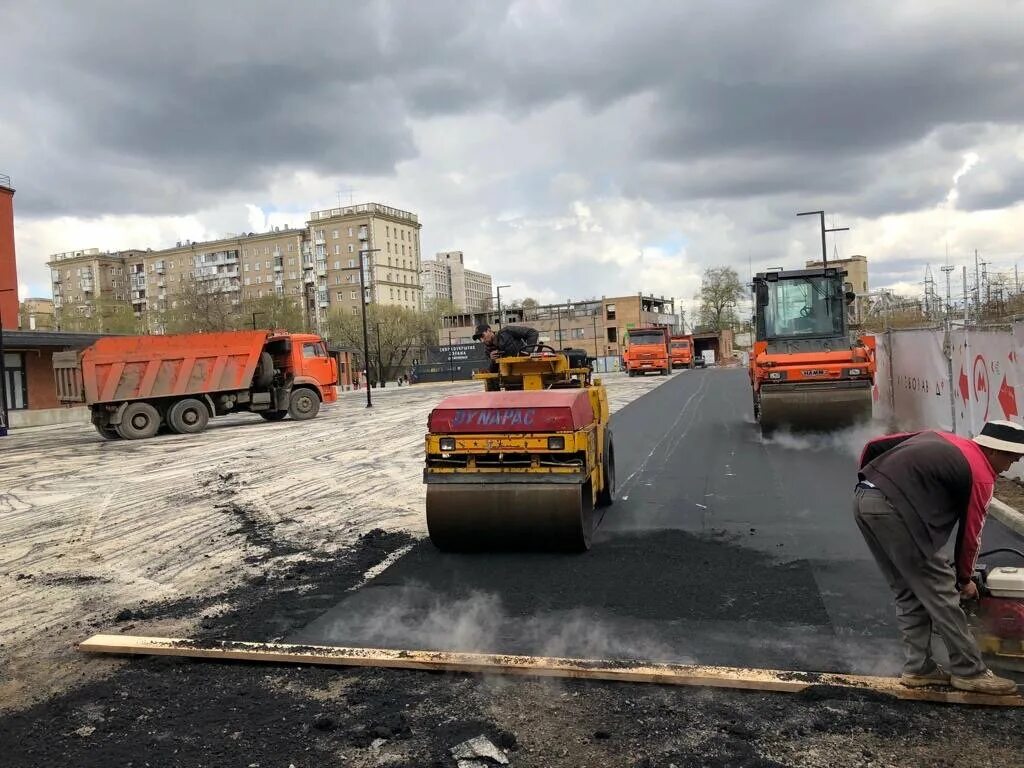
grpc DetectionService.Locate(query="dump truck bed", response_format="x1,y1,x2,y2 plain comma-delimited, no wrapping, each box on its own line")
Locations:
56,331,269,406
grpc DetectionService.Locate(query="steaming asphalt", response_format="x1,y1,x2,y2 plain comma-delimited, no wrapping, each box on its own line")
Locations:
292,368,1024,677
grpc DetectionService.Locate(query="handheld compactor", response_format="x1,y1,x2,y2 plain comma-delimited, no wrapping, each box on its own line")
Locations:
969,552,1024,672
424,346,615,551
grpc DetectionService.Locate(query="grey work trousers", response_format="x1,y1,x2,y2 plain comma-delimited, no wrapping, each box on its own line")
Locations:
853,486,986,678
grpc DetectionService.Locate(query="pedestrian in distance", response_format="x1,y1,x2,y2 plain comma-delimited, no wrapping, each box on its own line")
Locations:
855,420,1024,695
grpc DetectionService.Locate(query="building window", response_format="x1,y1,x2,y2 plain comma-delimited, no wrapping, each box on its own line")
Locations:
607,327,617,343
288,243,294,252
386,226,390,237
244,263,250,271
3,352,27,410
606,304,616,320
337,292,344,300
348,259,355,268
334,245,340,255
265,261,271,269
334,261,341,270
332,230,339,239
401,230,405,241
334,275,342,285
348,227,353,237
348,244,354,253
351,290,358,300
390,288,394,298
245,278,251,286
288,257,295,265
254,262,260,271
387,242,391,253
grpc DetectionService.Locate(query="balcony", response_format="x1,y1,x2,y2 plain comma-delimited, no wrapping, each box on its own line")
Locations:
80,281,94,293
273,260,283,272
303,273,316,284
316,264,327,277
318,300,329,308
358,227,369,241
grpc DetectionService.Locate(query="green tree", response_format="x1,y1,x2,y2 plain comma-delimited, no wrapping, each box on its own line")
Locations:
696,266,744,332
59,299,142,334
242,294,306,332
325,304,436,384
162,280,238,333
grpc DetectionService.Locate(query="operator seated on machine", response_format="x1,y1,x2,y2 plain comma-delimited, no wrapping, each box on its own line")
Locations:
472,322,540,372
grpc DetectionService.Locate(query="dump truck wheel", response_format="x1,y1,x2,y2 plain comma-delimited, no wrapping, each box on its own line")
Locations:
116,402,161,440
259,410,288,421
596,435,616,508
288,387,320,420
167,398,210,434
94,422,121,440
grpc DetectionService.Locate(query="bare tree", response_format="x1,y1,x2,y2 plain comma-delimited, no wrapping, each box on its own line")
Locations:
695,267,744,332
325,305,436,383
162,280,238,333
242,294,306,332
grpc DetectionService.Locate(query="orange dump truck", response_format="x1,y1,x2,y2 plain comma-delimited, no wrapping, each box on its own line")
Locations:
54,330,338,439
624,326,671,376
670,334,694,369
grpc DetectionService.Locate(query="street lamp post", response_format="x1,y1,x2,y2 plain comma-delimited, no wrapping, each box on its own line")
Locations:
358,248,381,408
448,330,454,382
797,210,849,272
0,287,16,437
495,284,510,328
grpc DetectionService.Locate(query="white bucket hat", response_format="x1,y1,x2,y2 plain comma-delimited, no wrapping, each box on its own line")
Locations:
973,420,1024,453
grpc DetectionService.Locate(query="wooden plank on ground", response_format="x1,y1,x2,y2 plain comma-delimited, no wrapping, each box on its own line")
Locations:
78,634,1023,707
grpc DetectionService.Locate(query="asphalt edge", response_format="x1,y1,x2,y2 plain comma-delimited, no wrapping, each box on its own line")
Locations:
990,498,1024,537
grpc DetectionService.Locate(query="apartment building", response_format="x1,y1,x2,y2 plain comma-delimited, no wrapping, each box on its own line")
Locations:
47,202,423,331
805,254,869,324
440,293,679,359
19,298,55,330
307,203,423,320
48,248,148,320
421,251,492,312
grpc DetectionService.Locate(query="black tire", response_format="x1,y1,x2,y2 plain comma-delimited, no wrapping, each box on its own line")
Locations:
167,398,210,434
287,387,320,420
259,410,288,421
115,402,161,440
596,434,615,507
254,351,274,388
94,422,121,440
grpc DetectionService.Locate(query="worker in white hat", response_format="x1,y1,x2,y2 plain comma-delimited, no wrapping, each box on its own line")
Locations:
855,420,1024,695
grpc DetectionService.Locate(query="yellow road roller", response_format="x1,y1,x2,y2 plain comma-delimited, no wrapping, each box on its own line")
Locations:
424,346,614,551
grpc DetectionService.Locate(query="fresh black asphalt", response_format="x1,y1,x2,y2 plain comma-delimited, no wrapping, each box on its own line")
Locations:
292,368,1024,677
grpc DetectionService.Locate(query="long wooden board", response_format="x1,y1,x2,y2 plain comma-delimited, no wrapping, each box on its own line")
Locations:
79,634,1023,707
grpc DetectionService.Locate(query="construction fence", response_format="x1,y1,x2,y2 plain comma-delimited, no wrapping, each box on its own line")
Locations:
874,324,1024,439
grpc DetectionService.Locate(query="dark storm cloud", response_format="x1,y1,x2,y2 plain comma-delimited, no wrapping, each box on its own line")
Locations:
2,1,1023,220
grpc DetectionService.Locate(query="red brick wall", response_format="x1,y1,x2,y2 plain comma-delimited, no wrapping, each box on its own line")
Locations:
0,185,18,330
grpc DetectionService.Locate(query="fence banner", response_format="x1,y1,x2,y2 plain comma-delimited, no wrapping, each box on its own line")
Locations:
871,331,894,425
887,328,954,431
950,329,1021,437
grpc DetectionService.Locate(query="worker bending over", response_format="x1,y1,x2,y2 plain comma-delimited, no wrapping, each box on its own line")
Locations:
856,420,1024,695
472,323,539,371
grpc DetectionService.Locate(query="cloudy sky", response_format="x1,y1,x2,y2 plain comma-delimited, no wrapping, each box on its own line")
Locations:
3,1,1024,316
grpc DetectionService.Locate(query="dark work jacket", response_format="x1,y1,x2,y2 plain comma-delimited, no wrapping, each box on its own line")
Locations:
489,325,539,358
859,430,995,584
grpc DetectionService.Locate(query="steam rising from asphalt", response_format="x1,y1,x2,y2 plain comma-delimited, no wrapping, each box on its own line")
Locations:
759,422,887,459
325,586,686,663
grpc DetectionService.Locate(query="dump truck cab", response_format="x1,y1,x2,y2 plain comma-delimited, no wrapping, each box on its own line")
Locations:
750,267,874,435
624,326,671,376
424,346,614,552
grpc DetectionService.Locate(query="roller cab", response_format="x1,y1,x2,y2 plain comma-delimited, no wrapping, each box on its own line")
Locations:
750,267,875,437
424,348,614,552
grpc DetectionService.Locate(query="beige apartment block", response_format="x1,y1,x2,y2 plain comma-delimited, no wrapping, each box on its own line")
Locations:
440,293,679,359
19,297,55,330
142,228,309,319
805,254,869,324
307,203,422,321
422,251,492,312
47,248,147,321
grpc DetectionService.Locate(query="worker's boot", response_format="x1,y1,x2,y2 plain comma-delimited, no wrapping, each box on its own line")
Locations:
950,670,1018,695
899,666,950,688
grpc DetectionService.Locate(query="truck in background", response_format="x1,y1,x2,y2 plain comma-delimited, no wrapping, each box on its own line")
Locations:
54,330,339,440
701,349,716,367
623,326,671,376
670,334,694,369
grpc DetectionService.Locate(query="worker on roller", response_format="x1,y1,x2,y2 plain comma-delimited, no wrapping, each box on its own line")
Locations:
473,322,539,371
855,420,1024,695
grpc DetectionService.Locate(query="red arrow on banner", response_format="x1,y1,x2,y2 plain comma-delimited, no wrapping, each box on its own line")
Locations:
959,366,970,405
998,376,1018,420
